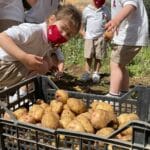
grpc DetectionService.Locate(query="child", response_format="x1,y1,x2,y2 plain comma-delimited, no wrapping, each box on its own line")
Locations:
105,0,149,97
0,4,82,89
24,0,65,78
80,0,110,83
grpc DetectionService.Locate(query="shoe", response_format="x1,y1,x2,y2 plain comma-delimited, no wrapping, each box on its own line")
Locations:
92,72,100,83
105,93,120,108
105,93,120,98
9,89,27,103
80,72,91,82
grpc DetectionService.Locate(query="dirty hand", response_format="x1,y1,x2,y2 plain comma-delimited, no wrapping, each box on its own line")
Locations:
55,71,63,80
21,53,48,74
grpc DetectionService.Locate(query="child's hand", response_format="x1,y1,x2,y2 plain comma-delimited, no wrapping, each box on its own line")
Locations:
55,71,63,80
22,53,48,73
105,19,119,33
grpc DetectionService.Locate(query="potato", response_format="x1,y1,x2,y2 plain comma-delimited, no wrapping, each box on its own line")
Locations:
96,127,114,146
95,102,114,112
50,100,63,114
118,124,133,136
79,112,91,121
13,107,28,119
36,99,49,109
41,111,59,129
29,104,44,122
104,30,114,41
117,113,139,137
96,127,114,137
91,101,114,112
76,115,94,133
59,117,73,128
67,98,87,114
91,109,116,129
117,134,132,141
63,104,70,110
61,109,75,120
55,89,69,104
117,113,139,125
66,119,85,132
18,113,36,124
90,101,99,110
44,106,52,114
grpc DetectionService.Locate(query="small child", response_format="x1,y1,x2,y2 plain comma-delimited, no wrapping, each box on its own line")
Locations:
0,4,82,89
105,0,149,97
80,0,110,83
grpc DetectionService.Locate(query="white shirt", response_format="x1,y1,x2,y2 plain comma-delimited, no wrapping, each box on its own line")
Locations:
111,0,149,46
0,22,64,61
82,4,110,39
25,0,59,23
0,0,24,22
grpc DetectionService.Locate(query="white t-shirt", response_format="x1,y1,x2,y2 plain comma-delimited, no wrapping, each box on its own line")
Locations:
25,0,59,23
0,0,24,22
82,4,110,39
0,22,64,61
111,0,149,46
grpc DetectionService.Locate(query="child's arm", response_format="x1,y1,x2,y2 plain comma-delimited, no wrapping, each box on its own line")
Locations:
105,4,136,32
79,24,86,37
0,32,44,72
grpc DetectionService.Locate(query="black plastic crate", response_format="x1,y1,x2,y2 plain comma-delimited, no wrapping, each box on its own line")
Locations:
0,75,150,150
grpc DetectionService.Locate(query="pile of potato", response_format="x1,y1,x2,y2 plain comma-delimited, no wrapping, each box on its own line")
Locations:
3,89,139,142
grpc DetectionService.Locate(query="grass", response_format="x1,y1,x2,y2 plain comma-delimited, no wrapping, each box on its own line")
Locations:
62,36,150,77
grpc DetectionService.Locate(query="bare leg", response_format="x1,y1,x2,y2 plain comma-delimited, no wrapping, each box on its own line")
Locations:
93,58,101,72
109,61,126,95
85,58,92,72
121,68,129,92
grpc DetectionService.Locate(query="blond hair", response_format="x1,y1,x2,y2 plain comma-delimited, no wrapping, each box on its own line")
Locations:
48,4,82,34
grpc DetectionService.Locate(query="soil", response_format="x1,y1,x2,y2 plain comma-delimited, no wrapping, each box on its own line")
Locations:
48,65,150,94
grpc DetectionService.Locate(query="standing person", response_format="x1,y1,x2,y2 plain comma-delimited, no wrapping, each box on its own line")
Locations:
105,0,149,97
24,0,60,23
80,0,110,83
0,0,24,32
0,4,82,90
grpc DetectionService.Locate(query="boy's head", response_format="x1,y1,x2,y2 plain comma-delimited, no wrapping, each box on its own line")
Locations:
93,0,105,8
47,4,82,45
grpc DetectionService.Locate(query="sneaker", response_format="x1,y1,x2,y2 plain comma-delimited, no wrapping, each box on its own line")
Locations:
92,72,100,83
105,93,120,98
105,93,120,108
80,72,91,82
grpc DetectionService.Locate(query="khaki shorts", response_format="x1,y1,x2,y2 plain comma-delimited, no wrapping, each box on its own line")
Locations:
111,45,142,65
0,60,28,89
84,37,107,59
0,19,22,32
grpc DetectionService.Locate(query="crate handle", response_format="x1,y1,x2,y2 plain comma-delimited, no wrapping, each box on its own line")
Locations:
48,77,59,89
0,101,17,122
